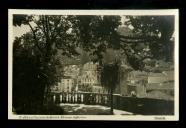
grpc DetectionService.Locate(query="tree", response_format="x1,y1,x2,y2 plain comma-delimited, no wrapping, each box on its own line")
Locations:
101,58,120,114
13,15,79,113
13,33,46,113
69,16,122,114
125,16,174,62
13,15,122,113
69,15,121,63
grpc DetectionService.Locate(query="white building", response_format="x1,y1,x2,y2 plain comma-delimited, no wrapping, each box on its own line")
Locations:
147,73,167,83
127,71,148,97
77,62,103,92
59,76,75,92
79,62,100,86
63,65,80,79
57,65,80,92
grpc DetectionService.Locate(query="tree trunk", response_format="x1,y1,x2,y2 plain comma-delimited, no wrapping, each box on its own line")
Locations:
110,89,114,115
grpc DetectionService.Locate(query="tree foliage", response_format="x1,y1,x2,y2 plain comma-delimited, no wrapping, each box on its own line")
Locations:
13,15,121,113
125,16,174,62
13,15,77,113
69,15,121,63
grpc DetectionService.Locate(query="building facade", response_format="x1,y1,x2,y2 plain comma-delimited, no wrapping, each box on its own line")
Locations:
146,70,174,100
127,71,148,97
60,77,75,92
50,62,103,93
77,62,102,92
79,62,100,85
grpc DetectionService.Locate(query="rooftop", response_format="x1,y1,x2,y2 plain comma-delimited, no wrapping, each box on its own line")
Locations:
148,73,165,77
147,82,174,90
129,71,148,76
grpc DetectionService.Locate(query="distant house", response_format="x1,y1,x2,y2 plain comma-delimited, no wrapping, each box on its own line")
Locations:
50,62,102,93
146,71,174,100
50,65,80,93
58,65,80,92
147,71,174,86
147,73,167,83
60,76,75,92
78,62,100,86
115,63,133,96
51,76,75,93
63,65,80,78
146,82,174,100
127,71,148,97
147,82,174,90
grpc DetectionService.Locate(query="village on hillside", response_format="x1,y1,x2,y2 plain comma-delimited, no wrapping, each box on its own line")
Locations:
49,60,174,100
49,27,174,101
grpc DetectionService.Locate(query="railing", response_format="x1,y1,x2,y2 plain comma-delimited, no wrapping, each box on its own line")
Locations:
44,92,174,115
44,92,110,106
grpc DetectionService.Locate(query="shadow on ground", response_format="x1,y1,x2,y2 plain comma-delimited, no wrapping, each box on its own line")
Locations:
59,103,133,115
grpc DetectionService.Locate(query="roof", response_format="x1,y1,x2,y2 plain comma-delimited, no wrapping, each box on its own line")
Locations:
129,71,148,76
148,72,165,77
147,82,174,90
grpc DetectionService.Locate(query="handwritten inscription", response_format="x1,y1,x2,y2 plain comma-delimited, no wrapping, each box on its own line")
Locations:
154,116,166,120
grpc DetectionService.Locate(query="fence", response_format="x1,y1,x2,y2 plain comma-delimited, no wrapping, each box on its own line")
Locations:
45,92,110,106
44,92,174,115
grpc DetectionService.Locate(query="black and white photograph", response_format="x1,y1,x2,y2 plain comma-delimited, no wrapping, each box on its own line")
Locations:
8,10,179,120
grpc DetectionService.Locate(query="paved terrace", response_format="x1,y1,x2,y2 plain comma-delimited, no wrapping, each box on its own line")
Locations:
58,103,133,115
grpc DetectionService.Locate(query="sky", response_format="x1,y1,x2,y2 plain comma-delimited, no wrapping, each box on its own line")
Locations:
13,25,31,38
13,21,36,38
